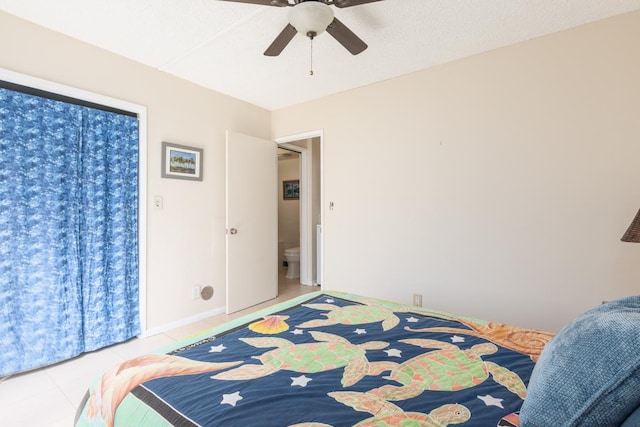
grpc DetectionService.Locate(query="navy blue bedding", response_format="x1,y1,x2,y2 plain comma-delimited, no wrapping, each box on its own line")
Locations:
75,291,552,427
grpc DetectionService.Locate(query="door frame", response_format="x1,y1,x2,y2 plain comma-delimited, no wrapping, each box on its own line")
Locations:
275,130,323,288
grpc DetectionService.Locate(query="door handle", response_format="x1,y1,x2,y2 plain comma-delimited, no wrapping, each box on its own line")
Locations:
229,228,238,235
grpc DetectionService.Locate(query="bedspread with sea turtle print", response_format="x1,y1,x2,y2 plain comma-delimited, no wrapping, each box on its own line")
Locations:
74,291,553,427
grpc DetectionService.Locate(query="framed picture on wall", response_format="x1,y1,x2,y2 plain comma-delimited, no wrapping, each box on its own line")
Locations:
161,141,203,181
283,179,299,200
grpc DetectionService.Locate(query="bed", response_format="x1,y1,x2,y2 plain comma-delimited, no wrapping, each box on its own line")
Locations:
74,291,640,427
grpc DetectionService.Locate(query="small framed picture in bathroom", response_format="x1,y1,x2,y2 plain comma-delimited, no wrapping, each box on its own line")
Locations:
283,180,299,200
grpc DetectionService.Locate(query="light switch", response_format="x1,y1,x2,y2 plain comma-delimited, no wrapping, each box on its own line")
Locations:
153,195,163,210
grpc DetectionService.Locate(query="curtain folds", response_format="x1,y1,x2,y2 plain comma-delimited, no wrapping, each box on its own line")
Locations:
79,108,140,351
0,88,140,376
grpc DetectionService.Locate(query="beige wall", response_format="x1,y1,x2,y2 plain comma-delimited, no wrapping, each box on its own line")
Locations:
3,9,640,334
272,11,640,332
0,11,271,331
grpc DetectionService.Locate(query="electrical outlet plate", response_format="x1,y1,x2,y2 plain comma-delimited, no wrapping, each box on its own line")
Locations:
192,285,201,300
413,293,423,307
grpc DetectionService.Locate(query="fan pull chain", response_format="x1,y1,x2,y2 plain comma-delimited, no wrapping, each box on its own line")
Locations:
309,36,314,76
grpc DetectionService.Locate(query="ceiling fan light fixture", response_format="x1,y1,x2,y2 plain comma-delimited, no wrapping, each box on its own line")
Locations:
288,2,334,38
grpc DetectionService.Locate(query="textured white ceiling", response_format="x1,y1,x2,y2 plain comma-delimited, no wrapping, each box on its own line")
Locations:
2,0,640,110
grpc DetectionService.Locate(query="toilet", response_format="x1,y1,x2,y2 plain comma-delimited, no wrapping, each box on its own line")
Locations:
284,247,300,279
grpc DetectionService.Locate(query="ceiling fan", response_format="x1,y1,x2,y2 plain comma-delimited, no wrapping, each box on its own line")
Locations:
218,0,384,56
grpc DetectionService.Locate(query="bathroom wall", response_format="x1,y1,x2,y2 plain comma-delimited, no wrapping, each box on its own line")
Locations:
278,156,300,266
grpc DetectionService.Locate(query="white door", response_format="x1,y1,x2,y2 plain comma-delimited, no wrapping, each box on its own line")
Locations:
226,130,278,314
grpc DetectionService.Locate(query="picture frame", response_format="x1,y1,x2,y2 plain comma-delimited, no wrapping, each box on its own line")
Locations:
161,141,203,181
283,179,299,200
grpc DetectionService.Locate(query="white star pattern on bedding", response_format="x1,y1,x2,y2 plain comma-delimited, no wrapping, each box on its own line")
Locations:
209,344,226,353
291,375,313,387
221,392,243,407
477,394,504,408
384,349,402,358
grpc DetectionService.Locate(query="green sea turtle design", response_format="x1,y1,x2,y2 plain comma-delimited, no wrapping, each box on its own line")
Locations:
297,302,407,331
405,319,553,361
212,331,388,387
287,391,470,427
367,339,527,401
335,391,470,427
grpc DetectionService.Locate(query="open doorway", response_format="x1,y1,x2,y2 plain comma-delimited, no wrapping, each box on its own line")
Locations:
277,147,301,290
276,131,323,290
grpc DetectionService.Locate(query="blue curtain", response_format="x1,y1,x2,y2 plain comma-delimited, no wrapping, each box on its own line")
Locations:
0,88,140,376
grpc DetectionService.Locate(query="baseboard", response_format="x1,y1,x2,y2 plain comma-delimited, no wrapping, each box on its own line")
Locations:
139,306,226,338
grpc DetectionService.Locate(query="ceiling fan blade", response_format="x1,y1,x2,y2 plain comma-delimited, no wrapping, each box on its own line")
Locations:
333,0,383,8
326,17,367,55
264,24,297,56
216,0,290,6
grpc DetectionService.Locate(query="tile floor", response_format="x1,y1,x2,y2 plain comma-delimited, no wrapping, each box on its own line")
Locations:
0,268,317,427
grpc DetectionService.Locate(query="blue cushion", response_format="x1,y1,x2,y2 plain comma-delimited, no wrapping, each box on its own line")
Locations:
520,295,640,427
621,406,640,427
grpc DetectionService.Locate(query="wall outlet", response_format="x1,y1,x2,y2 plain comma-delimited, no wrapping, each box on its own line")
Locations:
413,293,423,307
192,285,201,300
